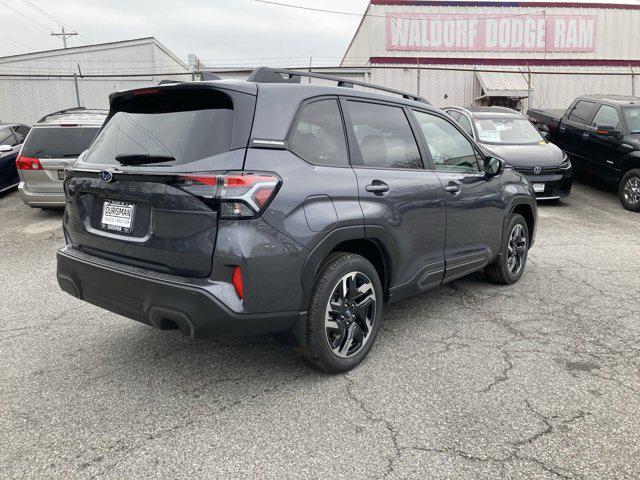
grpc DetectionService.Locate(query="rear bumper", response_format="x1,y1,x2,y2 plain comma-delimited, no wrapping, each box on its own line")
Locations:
18,182,65,207
56,246,300,338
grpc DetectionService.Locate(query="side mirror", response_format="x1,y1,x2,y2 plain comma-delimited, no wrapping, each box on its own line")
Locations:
0,144,12,153
484,156,503,177
595,125,622,138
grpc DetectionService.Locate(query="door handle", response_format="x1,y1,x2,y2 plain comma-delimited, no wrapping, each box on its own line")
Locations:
365,181,389,195
582,132,590,139
559,125,566,132
444,181,461,195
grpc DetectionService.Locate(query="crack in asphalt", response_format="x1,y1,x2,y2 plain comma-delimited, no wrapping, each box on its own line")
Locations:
481,348,514,393
344,372,592,480
344,374,402,478
84,371,310,479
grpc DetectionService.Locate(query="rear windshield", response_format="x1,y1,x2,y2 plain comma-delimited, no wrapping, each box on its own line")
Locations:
22,127,99,158
84,89,235,166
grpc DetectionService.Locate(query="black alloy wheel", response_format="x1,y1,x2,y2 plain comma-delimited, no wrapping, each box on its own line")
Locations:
303,253,383,373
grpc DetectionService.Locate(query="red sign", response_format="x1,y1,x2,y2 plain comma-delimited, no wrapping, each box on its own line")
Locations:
386,13,597,52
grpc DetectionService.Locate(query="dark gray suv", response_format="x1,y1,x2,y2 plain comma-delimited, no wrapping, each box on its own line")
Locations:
57,68,537,372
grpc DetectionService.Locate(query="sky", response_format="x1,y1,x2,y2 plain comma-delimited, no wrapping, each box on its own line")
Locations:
0,0,369,65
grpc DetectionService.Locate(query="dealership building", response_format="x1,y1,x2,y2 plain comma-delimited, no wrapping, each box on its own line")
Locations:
341,1,640,109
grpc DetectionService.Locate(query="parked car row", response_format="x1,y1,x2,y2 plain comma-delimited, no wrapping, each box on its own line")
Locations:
0,107,107,208
1,70,635,372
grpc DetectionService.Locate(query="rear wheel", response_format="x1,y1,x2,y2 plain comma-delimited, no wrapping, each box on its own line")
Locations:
485,213,529,285
619,169,640,212
303,253,383,373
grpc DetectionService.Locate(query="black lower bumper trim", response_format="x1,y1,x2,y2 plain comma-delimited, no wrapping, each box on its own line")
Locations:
57,248,299,338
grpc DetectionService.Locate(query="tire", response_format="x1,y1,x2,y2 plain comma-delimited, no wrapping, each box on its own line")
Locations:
619,169,640,212
485,213,529,285
302,252,383,373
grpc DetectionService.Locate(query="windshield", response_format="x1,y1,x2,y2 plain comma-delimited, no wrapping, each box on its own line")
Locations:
21,127,99,158
623,108,640,134
474,117,543,145
84,89,235,166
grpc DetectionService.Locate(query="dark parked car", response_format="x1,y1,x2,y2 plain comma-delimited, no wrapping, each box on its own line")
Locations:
528,95,640,211
57,68,537,372
444,106,573,200
0,123,30,193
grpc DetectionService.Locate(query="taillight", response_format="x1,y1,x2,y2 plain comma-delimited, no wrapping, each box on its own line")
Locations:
16,156,43,170
219,173,279,218
133,88,160,96
174,172,280,219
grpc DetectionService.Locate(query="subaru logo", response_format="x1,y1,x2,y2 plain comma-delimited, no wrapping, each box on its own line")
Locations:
99,170,113,183
533,166,542,175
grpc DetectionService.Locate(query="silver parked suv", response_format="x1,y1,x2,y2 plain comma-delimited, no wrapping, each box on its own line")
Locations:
17,107,107,208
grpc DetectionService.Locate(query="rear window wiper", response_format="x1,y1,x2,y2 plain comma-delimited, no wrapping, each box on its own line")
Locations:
114,154,175,166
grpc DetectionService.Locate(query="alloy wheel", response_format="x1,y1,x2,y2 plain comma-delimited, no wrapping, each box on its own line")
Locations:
324,271,376,358
623,176,640,205
507,224,527,276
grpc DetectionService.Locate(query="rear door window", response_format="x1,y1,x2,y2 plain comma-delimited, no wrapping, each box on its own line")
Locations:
12,125,30,143
456,115,473,136
0,127,16,147
21,127,99,158
591,105,620,128
567,101,596,125
446,110,461,121
85,89,245,167
346,101,423,169
289,98,348,167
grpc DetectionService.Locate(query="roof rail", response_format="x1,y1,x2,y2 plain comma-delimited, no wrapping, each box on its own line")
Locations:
37,106,87,123
247,67,429,103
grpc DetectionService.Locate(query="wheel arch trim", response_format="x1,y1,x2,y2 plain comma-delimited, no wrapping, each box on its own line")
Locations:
299,225,398,311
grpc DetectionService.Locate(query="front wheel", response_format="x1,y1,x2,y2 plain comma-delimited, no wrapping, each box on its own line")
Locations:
485,213,529,285
303,253,383,373
619,169,640,212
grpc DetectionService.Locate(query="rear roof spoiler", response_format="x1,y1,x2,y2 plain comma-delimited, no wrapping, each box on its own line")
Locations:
37,107,87,123
246,67,429,103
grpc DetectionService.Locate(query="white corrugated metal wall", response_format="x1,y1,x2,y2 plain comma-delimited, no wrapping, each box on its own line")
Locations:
0,39,189,124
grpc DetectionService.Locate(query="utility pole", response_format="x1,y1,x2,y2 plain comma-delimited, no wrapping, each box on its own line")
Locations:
51,26,78,49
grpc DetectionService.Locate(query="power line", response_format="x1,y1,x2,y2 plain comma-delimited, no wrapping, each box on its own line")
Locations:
21,0,91,44
0,0,52,32
254,0,548,21
0,31,34,50
22,0,68,27
254,0,365,16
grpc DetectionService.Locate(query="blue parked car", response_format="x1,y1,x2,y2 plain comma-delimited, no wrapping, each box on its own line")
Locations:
0,123,31,194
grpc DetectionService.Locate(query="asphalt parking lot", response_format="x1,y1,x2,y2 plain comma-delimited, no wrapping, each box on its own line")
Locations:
1,176,639,480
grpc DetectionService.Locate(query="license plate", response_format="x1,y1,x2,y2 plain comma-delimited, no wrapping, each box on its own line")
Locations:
101,201,134,233
533,183,545,193
58,170,66,180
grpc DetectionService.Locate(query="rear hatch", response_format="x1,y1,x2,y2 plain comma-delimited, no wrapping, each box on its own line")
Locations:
19,126,100,192
64,83,257,278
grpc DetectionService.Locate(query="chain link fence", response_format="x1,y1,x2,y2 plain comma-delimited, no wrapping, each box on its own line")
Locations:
1,66,638,124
